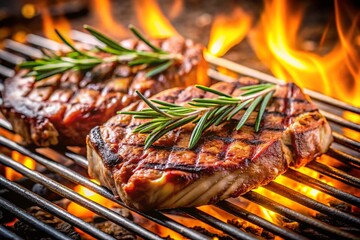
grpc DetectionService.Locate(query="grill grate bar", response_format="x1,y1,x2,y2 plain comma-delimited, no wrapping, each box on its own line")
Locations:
243,191,359,240
181,207,259,240
0,136,211,240
0,49,25,66
0,65,15,78
1,36,360,136
332,132,360,151
0,196,72,240
208,67,360,132
284,169,360,208
327,148,360,169
0,154,163,240
1,33,360,239
307,161,360,188
264,182,360,228
216,201,309,240
26,34,61,51
0,224,24,240
63,151,88,168
320,111,360,132
1,117,359,238
3,39,43,59
206,58,360,115
0,175,116,240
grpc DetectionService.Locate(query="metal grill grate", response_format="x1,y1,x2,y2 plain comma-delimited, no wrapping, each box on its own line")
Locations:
0,32,359,240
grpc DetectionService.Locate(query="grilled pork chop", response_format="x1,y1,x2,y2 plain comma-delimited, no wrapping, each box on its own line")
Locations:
1,37,208,146
87,78,332,210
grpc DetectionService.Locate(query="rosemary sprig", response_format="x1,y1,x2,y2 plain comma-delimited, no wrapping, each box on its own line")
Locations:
120,83,276,149
19,25,182,81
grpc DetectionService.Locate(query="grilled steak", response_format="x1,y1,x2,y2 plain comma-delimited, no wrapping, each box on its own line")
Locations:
87,78,332,210
1,37,208,146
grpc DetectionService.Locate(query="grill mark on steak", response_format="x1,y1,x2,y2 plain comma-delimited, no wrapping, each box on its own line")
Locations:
2,37,208,146
87,78,332,210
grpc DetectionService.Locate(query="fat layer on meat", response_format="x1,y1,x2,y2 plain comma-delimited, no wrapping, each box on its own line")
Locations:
87,78,333,210
1,37,208,146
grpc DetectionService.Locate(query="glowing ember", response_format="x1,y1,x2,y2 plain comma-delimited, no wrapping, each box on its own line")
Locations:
5,151,36,181
133,0,178,38
67,180,116,219
90,0,127,38
207,7,252,57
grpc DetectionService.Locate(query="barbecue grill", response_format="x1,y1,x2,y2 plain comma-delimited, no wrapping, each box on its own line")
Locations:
0,29,360,240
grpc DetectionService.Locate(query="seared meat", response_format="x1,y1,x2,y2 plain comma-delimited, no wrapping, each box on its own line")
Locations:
87,78,332,211
1,37,208,146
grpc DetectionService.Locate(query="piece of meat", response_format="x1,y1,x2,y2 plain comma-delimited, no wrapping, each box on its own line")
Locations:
1,37,208,146
87,78,333,211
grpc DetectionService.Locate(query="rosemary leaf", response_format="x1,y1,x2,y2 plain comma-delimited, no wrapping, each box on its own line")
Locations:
35,67,71,81
236,96,263,130
128,58,165,66
255,91,274,132
195,85,232,97
136,90,171,118
144,115,197,149
20,24,179,81
151,99,179,107
189,110,213,149
122,83,275,149
192,98,238,105
128,24,164,53
55,29,89,57
239,83,273,90
214,105,236,126
84,25,131,52
227,99,253,120
145,60,173,78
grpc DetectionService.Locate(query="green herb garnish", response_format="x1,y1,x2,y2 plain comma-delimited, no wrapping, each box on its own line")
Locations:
120,83,276,149
19,25,182,81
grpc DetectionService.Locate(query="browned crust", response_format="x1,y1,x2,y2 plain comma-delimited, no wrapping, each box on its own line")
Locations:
1,37,209,146
87,80,333,210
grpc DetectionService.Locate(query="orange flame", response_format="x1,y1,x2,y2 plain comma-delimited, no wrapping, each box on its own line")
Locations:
90,0,127,38
207,7,252,57
248,0,360,105
133,0,178,38
5,151,36,181
40,6,71,41
67,180,116,219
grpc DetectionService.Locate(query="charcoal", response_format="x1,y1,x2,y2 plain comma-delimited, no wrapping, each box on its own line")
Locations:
92,221,136,240
91,207,136,239
328,199,352,213
32,183,62,201
13,206,80,240
0,207,15,224
93,207,133,223
228,218,275,239
191,226,233,240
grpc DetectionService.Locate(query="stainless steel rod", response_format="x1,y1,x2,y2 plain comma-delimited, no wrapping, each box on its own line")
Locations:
0,154,163,240
327,148,360,169
264,181,360,228
0,197,71,240
284,169,360,208
307,161,360,188
0,175,115,240
181,207,259,240
243,191,359,240
0,224,24,240
216,201,309,240
0,136,211,240
206,57,360,114
332,132,360,151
